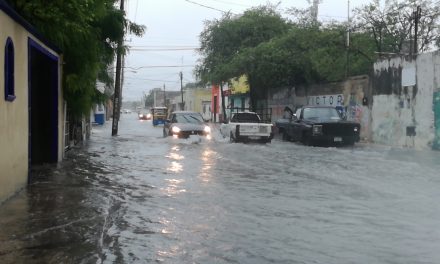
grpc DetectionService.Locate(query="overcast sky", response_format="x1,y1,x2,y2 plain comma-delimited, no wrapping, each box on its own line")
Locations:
122,0,373,102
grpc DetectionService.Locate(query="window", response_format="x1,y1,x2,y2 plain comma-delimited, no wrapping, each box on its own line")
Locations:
4,37,15,101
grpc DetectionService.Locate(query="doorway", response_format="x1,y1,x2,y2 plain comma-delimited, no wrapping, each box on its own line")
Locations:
28,38,59,170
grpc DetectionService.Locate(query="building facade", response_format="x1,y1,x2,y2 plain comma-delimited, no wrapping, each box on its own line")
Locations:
183,87,211,120
0,1,64,203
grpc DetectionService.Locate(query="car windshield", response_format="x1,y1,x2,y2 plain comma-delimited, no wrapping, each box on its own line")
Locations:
303,107,341,120
153,108,166,115
231,113,260,123
175,113,204,124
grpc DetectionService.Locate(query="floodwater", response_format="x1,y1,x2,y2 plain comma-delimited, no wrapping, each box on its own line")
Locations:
1,113,440,264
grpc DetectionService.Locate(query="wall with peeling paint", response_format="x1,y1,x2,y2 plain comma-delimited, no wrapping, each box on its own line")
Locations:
372,51,440,150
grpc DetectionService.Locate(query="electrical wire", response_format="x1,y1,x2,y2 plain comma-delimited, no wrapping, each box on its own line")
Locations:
129,48,199,51
124,76,180,83
205,0,252,8
183,0,231,14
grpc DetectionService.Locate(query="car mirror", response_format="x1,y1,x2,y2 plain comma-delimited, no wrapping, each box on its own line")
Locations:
340,112,347,120
165,119,171,123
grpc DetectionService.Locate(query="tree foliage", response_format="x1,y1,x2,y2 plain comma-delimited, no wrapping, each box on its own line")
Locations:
5,0,145,117
353,0,440,54
197,5,375,108
197,6,290,85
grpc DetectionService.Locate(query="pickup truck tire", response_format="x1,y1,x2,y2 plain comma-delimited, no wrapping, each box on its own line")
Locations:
261,138,272,144
282,131,291,141
301,131,313,146
230,132,236,143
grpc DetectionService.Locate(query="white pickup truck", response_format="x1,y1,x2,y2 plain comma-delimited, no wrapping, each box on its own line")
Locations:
220,112,273,143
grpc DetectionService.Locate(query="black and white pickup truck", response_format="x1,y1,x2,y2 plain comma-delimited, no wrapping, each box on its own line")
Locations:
220,112,273,143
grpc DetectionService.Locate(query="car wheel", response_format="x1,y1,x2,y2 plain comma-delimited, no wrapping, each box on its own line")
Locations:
230,132,236,143
282,131,291,141
301,132,312,146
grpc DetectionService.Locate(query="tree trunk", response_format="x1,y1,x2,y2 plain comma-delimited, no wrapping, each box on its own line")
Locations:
220,82,227,122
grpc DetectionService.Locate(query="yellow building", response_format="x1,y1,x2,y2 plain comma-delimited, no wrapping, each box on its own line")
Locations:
0,2,64,203
183,88,212,120
229,75,250,110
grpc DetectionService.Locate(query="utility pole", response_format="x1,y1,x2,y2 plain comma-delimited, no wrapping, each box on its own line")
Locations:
163,84,166,107
414,6,422,54
310,0,320,23
179,71,184,110
112,0,124,136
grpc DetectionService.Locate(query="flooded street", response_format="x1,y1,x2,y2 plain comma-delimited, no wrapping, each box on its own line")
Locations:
1,113,440,264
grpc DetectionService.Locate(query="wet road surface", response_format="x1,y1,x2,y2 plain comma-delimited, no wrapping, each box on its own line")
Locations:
1,113,440,263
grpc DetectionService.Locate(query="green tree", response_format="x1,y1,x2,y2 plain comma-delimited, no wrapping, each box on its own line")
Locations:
6,0,145,117
197,6,290,110
197,5,377,110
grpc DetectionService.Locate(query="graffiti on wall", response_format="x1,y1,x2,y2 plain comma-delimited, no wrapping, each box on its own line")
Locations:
348,93,362,122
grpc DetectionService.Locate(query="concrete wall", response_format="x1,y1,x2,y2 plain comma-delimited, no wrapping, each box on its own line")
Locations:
0,9,29,203
372,51,440,149
0,7,63,203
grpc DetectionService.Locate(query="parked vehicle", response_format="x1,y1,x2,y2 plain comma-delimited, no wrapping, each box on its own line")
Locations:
163,111,211,139
279,106,360,146
151,106,168,126
220,112,273,143
275,106,295,134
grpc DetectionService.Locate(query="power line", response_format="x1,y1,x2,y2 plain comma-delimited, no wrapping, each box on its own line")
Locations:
124,76,180,83
183,0,230,14
130,48,199,51
205,0,251,8
130,45,199,48
124,65,196,69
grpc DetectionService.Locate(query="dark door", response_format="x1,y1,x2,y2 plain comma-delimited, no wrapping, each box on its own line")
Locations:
28,39,59,179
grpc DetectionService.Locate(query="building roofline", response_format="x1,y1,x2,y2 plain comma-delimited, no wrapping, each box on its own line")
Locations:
0,0,61,54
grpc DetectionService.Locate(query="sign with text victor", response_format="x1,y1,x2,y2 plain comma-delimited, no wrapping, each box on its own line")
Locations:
306,94,344,107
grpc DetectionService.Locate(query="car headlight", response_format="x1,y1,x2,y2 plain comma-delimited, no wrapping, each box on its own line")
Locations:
204,126,211,133
147,113,152,118
172,126,181,133
354,127,359,132
312,125,323,135
139,114,143,118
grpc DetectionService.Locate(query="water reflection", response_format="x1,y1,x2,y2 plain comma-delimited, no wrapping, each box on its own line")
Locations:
162,178,186,197
166,146,184,174
199,148,217,183
167,161,183,173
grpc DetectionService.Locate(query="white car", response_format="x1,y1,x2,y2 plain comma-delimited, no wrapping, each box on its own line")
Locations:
220,112,273,143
